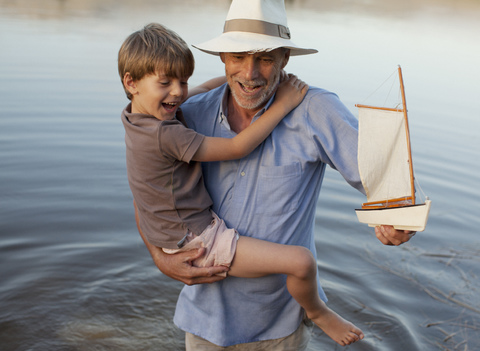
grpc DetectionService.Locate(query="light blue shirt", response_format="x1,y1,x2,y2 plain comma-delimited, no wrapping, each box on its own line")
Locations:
174,84,364,347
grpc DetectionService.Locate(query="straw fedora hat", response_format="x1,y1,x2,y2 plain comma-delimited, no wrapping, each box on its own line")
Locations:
193,0,318,56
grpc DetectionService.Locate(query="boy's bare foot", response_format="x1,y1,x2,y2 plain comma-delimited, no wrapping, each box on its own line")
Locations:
308,307,364,346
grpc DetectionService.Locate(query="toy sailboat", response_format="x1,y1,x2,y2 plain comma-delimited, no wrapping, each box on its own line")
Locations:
355,66,431,231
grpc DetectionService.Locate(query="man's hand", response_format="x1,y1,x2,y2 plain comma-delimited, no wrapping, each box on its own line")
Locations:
149,246,228,285
375,225,416,246
134,201,228,285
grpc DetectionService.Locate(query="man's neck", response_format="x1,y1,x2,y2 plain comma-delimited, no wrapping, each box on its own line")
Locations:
226,92,266,134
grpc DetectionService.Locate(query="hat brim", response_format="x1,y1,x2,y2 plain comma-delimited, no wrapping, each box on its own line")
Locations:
193,32,318,56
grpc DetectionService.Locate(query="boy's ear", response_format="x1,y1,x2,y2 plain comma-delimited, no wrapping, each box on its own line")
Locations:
123,73,138,95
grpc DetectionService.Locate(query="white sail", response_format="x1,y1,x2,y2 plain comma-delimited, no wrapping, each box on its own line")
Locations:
357,107,411,204
355,66,431,232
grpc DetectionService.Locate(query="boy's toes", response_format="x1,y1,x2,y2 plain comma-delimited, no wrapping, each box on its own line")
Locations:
345,332,362,345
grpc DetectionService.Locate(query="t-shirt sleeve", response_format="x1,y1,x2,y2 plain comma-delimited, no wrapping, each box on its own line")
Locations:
158,119,205,163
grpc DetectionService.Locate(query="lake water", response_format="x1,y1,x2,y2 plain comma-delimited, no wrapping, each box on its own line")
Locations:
1,0,479,350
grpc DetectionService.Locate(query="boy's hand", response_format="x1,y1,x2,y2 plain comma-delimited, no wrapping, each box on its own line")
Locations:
275,73,309,114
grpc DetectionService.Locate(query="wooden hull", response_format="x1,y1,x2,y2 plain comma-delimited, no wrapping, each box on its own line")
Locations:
355,199,432,232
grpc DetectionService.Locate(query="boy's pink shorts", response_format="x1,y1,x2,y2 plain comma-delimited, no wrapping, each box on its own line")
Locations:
162,212,239,277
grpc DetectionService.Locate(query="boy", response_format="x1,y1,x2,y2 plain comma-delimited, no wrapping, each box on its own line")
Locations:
119,23,364,346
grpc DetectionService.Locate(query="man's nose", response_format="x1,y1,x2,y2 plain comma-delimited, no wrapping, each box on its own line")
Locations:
242,56,259,81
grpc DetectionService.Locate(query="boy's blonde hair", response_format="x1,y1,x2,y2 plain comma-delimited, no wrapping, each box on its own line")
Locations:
118,23,195,100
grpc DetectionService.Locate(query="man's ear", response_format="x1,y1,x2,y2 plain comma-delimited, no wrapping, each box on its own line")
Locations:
219,53,226,64
123,73,138,95
281,49,290,69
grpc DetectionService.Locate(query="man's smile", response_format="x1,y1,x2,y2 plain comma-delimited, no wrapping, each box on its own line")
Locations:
238,81,263,94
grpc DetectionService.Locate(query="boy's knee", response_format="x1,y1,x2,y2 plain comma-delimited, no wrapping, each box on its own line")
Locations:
293,247,317,280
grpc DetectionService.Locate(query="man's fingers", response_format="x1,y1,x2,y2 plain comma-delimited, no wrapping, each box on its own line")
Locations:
375,225,415,246
176,248,229,285
375,226,394,245
182,247,206,262
183,266,228,285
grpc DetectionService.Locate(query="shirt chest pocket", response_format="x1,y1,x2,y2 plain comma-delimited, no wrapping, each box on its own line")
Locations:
254,162,302,216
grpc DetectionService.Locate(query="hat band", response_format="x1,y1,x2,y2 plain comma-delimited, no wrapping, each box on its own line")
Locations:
223,19,291,39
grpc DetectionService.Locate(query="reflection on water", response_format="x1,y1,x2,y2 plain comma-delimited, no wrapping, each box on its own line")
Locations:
3,0,480,16
1,0,479,350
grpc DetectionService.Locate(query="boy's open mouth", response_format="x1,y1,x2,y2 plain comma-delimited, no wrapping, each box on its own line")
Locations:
162,102,178,112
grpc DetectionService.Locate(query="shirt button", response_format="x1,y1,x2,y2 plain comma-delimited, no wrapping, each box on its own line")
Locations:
240,171,246,177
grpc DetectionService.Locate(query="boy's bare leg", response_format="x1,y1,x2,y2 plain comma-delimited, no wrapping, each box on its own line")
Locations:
229,236,365,346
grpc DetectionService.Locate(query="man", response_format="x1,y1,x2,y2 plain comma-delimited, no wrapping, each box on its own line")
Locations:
136,0,415,349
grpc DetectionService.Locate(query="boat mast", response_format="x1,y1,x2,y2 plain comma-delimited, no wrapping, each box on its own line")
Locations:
398,65,416,205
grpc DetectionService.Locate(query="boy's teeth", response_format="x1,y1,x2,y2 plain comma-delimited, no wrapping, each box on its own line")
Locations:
163,102,177,111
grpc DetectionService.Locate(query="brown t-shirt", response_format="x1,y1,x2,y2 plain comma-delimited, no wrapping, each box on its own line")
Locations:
122,104,213,249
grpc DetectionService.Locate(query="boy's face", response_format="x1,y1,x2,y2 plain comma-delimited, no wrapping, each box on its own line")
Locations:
127,71,189,121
